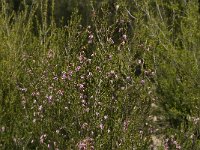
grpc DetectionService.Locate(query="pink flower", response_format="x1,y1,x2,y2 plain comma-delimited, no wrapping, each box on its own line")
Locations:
78,84,84,90
61,71,67,79
141,79,145,85
75,66,81,71
100,123,104,130
46,95,53,103
78,142,87,150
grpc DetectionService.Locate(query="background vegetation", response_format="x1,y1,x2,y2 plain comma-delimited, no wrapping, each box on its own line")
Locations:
0,0,200,149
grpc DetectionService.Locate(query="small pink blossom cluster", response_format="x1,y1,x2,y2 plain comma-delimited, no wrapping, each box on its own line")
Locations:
164,137,181,150
77,137,94,150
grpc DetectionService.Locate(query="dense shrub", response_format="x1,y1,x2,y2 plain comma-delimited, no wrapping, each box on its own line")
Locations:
0,0,199,149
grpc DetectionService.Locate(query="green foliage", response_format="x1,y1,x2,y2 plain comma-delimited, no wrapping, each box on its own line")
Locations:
0,0,200,149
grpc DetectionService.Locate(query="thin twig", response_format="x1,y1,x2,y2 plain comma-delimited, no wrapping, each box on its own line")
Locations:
125,8,137,20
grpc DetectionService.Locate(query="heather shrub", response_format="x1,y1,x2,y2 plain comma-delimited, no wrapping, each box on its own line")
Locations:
0,0,199,149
